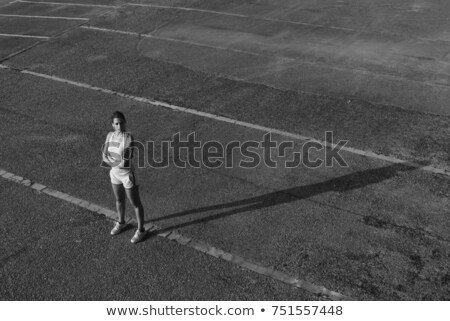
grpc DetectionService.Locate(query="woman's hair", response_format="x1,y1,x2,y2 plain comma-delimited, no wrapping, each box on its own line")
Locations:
111,111,126,123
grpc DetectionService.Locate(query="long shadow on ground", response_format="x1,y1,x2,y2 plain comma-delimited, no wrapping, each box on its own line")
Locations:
148,163,418,232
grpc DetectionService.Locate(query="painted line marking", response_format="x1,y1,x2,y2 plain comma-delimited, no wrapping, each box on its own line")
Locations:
0,0,18,7
127,3,357,32
80,25,450,90
0,33,49,38
82,25,260,55
0,64,448,178
0,167,353,300
81,25,289,63
16,0,119,8
0,13,88,20
126,2,450,44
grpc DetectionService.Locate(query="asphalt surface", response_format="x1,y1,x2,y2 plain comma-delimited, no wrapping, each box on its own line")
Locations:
0,178,317,300
5,25,450,170
91,3,450,114
0,0,449,301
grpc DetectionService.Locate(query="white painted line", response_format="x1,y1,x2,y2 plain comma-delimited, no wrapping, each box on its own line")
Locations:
129,3,249,18
0,33,49,39
81,25,256,56
0,13,88,20
126,2,450,44
127,3,356,32
80,25,450,90
419,37,450,43
16,0,119,7
0,166,352,300
0,0,18,7
0,64,448,178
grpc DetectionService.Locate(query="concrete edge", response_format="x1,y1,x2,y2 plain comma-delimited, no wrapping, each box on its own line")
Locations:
0,166,354,300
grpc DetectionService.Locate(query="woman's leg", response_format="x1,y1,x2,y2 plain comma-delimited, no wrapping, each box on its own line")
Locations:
125,185,145,231
111,183,126,223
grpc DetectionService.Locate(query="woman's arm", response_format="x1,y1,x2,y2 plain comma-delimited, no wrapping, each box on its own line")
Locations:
123,133,134,168
102,132,113,165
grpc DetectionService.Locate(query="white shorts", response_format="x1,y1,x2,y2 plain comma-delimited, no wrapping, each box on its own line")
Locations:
110,169,136,189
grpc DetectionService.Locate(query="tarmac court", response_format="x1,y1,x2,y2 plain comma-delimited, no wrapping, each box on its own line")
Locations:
0,0,449,301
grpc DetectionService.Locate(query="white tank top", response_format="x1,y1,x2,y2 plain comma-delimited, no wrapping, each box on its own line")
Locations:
105,131,133,171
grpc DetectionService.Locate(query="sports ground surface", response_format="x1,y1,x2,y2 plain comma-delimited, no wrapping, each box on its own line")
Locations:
0,0,449,301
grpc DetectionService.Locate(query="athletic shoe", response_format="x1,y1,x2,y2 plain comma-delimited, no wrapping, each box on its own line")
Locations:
111,222,127,235
131,229,147,244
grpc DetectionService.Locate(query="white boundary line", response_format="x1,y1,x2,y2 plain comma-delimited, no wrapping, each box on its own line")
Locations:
127,3,356,32
16,0,119,8
0,65,448,177
0,13,88,20
0,0,18,7
126,2,450,44
0,167,353,300
80,25,450,90
129,3,248,18
0,33,49,38
81,25,271,60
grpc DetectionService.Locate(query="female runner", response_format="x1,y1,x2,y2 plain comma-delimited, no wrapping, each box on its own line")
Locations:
102,111,146,243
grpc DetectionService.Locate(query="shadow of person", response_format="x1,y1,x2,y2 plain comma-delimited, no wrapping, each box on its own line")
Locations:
148,163,418,233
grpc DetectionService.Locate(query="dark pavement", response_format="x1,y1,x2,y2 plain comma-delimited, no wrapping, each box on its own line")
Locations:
0,0,449,302
0,178,316,300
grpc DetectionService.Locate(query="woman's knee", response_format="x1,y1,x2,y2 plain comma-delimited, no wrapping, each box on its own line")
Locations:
126,188,141,208
115,197,126,205
112,184,125,201
128,196,142,209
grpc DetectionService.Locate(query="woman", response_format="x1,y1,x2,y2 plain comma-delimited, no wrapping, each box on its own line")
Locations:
102,111,146,244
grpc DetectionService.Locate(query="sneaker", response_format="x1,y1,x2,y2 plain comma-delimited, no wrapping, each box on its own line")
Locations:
131,229,147,244
111,222,127,235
